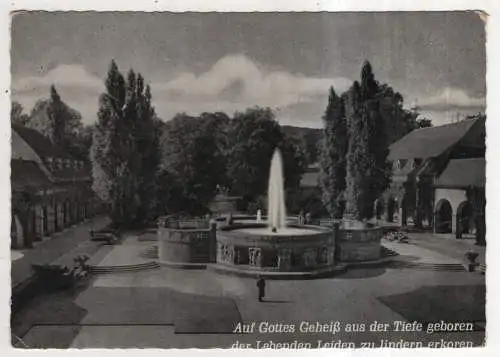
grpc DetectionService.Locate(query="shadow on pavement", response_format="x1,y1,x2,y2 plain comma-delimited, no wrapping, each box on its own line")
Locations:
262,299,293,304
11,284,90,348
378,284,485,324
334,267,388,280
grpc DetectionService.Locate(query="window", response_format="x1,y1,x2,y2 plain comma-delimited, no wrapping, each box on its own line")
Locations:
412,159,422,169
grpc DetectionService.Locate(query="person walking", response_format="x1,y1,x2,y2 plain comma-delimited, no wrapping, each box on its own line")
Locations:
257,275,266,302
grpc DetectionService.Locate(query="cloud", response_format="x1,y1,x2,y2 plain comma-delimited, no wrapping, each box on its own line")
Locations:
12,64,104,95
13,58,484,129
152,54,352,122
12,56,350,127
414,87,485,111
12,64,104,125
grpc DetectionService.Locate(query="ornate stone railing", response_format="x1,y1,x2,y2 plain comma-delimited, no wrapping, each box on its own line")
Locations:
216,224,335,272
157,216,216,267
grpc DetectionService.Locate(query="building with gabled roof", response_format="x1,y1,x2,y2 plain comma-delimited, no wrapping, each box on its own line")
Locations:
383,116,485,236
11,124,100,249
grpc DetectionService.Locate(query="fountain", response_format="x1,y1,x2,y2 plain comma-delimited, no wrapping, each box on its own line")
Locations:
237,148,319,236
267,148,287,232
213,148,336,276
156,147,384,275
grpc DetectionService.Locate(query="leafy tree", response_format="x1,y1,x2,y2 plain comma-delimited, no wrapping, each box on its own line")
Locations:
26,85,86,159
377,84,434,143
226,107,283,205
344,62,391,221
281,134,308,212
158,113,226,215
91,60,160,226
199,111,231,188
226,107,306,210
319,87,348,219
11,101,30,126
127,71,162,223
76,125,95,159
28,85,84,147
416,117,433,128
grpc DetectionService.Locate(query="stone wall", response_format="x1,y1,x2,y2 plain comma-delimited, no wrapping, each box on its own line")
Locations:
157,221,217,266
336,227,383,262
216,225,335,272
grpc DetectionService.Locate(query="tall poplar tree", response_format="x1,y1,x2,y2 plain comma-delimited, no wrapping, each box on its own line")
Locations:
344,61,391,221
319,87,348,219
91,60,160,226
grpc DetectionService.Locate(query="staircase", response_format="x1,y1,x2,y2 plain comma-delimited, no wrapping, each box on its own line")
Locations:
89,261,160,274
388,260,466,272
478,263,486,275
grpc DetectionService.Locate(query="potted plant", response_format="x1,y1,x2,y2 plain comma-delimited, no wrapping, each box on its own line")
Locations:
464,250,480,272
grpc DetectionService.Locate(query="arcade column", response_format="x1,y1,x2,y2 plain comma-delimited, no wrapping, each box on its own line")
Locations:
452,213,457,235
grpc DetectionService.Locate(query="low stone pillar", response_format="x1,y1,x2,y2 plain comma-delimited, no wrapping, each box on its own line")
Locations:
277,248,292,271
249,247,262,267
327,246,335,265
209,221,217,263
302,248,317,268
34,205,43,241
398,206,404,227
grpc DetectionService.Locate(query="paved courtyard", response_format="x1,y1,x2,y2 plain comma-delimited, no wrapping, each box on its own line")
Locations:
11,232,486,349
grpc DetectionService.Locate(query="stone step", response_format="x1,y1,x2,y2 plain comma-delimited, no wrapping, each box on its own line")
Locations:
137,235,158,242
140,246,159,259
478,263,486,274
90,261,160,274
388,261,466,271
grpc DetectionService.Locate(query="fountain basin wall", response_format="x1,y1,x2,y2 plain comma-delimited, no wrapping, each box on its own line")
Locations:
157,218,217,267
216,224,335,272
336,227,384,262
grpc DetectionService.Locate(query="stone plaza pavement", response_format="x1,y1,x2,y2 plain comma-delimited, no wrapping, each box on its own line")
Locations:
12,232,486,349
407,232,486,266
11,216,111,289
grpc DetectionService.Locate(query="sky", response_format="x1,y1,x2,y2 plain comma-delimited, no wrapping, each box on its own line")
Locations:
10,11,486,128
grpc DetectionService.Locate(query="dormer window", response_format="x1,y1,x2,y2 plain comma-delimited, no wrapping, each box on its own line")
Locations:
412,159,422,170
56,158,63,170
396,159,406,170
45,157,53,169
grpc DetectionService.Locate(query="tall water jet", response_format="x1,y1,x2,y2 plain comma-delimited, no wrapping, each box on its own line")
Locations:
267,148,287,232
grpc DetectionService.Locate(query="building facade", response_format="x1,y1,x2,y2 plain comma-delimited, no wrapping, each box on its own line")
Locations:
11,124,101,249
383,117,485,235
298,117,486,237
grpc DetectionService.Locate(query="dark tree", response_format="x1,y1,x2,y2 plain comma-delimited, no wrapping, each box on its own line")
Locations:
319,86,348,219
466,185,486,246
416,117,433,128
226,107,307,209
344,62,392,221
158,113,227,215
91,60,160,226
281,134,308,213
27,85,84,154
11,101,30,126
226,107,284,206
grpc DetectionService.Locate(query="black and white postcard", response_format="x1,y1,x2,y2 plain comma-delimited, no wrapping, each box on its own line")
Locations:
5,1,498,353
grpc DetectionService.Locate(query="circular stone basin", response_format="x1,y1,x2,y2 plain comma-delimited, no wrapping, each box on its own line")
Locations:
235,227,321,236
215,223,336,274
